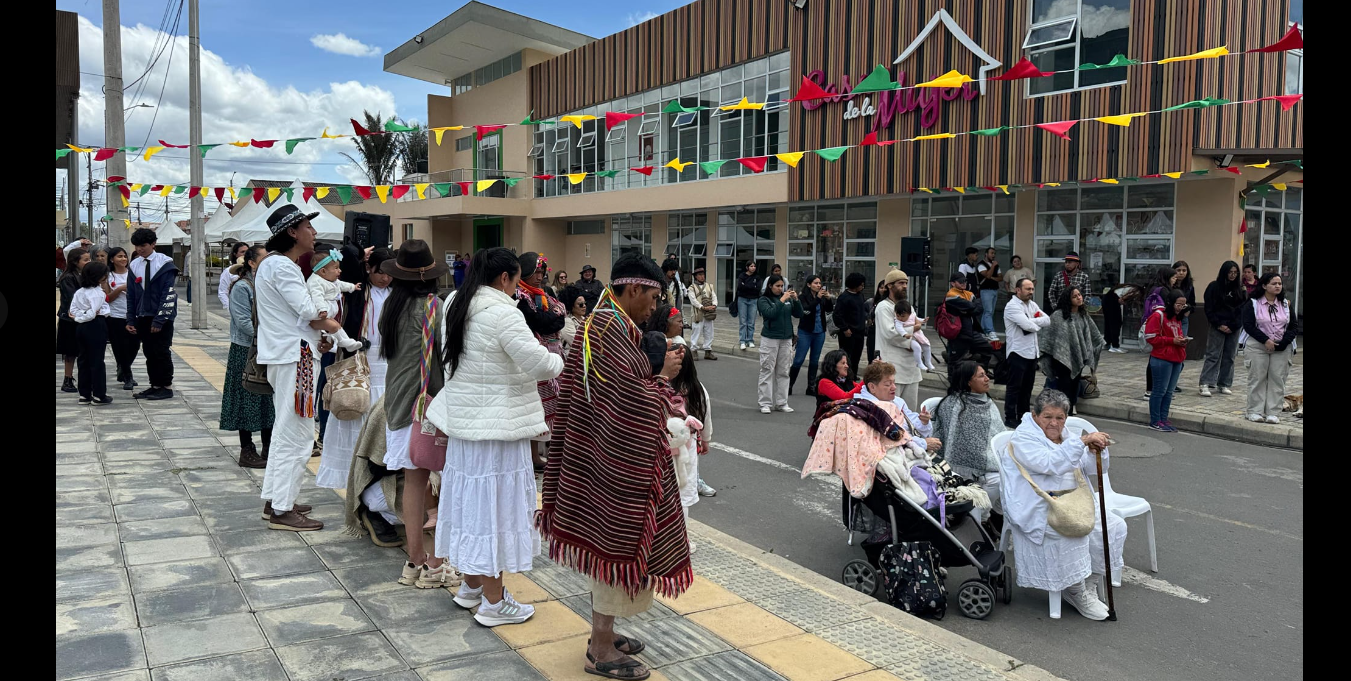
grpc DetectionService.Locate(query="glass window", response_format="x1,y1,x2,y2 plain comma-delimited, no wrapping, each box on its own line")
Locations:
666,211,708,291
911,194,1018,320
611,215,652,264
1026,1,1132,96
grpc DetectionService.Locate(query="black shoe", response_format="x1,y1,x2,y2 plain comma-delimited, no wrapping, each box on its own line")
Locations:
238,443,268,469
362,508,404,547
123,379,135,391
145,387,174,401
133,387,156,399
357,337,372,351
62,377,77,393
78,396,92,405
92,396,113,405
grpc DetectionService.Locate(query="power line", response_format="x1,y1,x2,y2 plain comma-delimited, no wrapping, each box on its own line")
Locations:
132,1,186,158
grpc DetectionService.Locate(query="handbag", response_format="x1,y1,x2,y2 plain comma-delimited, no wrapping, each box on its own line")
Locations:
697,285,718,321
1006,444,1095,538
240,269,273,395
879,541,947,620
322,349,371,420
409,411,448,470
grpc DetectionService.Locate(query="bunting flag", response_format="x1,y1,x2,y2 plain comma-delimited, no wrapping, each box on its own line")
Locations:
285,138,314,154
94,148,116,161
605,111,640,128
215,187,226,203
351,118,376,136
267,188,281,202
520,111,548,125
850,64,900,93
1036,121,1077,140
281,187,294,201
251,188,265,202
988,57,1052,81
860,131,895,146
531,174,556,181
997,185,1010,194
1079,54,1141,70
67,144,97,153
908,132,956,142
454,182,472,196
476,179,497,192
1272,182,1287,191
250,139,277,148
159,140,190,149
383,120,418,133
119,186,130,207
738,156,769,173
413,183,429,199
1246,24,1302,53
1246,160,1271,169
559,114,596,128
335,186,352,204
1162,172,1183,179
143,146,166,161
228,141,250,147
789,76,834,101
969,126,1012,136
374,186,390,203
237,187,253,201
502,177,523,187
355,186,373,200
302,187,315,203
1254,94,1302,111
1094,113,1144,127
630,165,655,176
915,70,973,88
720,97,765,111
813,147,850,162
391,185,410,200
1159,46,1229,64
917,187,936,194
475,124,506,140
316,187,330,199
56,149,72,160
320,127,346,139
198,144,220,158
699,160,727,175
662,100,709,113
665,158,695,172
595,170,621,178
952,187,966,194
1164,97,1231,111
431,126,463,145
566,173,587,185
775,152,805,168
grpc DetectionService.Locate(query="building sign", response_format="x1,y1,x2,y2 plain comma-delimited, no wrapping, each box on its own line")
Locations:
801,9,1001,132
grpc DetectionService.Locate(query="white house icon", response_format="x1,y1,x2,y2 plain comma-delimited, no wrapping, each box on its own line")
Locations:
893,9,1003,95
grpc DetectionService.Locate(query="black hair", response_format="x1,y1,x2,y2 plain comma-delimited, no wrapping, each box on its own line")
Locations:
64,248,89,279
130,228,158,247
1163,288,1188,319
1251,272,1286,303
770,262,782,273
367,247,394,272
1011,254,1023,263
1150,266,1176,294
379,276,439,362
802,273,822,288
1215,260,1243,300
1243,263,1257,272
1013,277,1031,291
761,274,784,296
742,260,756,273
937,360,986,424
873,280,888,305
641,331,668,376
821,348,850,380
845,272,866,289
1172,260,1193,291
106,247,128,271
561,285,585,311
229,242,250,260
265,228,297,254
895,299,913,317
80,261,109,288
949,272,967,284
661,257,679,274
670,345,706,423
965,247,979,256
644,304,678,334
610,252,663,297
441,247,521,376
1057,286,1087,320
229,245,269,295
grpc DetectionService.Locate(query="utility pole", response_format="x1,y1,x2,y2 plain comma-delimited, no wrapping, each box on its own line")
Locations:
67,98,81,243
188,0,206,329
103,0,129,250
86,153,96,240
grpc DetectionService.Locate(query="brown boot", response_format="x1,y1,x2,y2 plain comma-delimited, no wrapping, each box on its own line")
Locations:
262,501,313,520
238,444,267,469
705,350,718,361
268,509,323,532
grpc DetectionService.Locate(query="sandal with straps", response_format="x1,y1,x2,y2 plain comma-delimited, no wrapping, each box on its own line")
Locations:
587,635,645,655
584,651,651,680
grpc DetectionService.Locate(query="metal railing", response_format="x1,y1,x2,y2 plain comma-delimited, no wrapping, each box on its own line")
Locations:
396,168,531,201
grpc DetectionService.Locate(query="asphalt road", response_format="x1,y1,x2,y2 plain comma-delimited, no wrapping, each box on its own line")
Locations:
687,349,1303,681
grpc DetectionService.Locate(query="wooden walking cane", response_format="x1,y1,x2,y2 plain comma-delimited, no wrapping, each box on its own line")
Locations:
1092,444,1118,621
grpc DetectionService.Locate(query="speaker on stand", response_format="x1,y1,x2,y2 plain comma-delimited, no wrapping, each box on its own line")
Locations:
343,212,392,251
900,236,932,314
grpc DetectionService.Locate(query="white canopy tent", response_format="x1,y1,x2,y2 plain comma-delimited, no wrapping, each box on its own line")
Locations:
222,179,345,243
153,221,190,245
202,204,234,242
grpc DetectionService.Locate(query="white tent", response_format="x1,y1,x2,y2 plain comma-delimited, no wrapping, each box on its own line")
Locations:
154,221,190,245
203,204,234,242
223,179,345,243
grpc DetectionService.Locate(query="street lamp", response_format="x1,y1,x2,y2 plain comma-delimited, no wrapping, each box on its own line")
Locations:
124,103,154,113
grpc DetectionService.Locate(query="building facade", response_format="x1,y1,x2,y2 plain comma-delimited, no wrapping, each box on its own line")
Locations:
374,0,1304,328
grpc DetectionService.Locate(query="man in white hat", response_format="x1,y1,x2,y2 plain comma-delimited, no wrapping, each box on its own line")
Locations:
873,269,923,408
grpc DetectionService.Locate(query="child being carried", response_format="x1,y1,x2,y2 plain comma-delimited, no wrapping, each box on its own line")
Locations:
893,300,936,372
306,247,367,353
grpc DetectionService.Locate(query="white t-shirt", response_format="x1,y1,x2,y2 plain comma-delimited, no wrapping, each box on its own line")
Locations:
107,271,130,320
254,254,320,365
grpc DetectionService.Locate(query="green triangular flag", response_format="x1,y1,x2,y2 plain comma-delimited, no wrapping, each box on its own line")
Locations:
1190,170,1210,175
335,186,353,204
520,111,540,125
850,64,899,94
383,120,418,133
813,147,850,162
198,144,221,158
595,170,621,178
119,146,141,154
431,183,452,198
1164,97,1231,111
285,138,314,155
282,188,295,201
171,186,185,194
56,148,72,160
699,160,728,175
1282,160,1303,169
1078,54,1140,70
969,126,1012,136
502,178,522,187
662,100,710,114
138,184,152,196
100,214,113,222
1253,184,1272,195
238,187,254,200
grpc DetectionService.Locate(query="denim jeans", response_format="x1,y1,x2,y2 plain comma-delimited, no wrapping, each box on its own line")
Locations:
980,288,998,335
737,297,758,344
1148,356,1184,425
791,329,827,374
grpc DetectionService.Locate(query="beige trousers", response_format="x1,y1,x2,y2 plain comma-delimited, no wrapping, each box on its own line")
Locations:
1244,345,1292,418
589,578,654,618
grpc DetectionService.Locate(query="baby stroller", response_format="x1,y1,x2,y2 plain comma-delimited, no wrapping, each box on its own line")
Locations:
839,470,1010,619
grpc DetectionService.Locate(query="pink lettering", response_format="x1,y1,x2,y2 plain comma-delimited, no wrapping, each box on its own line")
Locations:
801,66,981,131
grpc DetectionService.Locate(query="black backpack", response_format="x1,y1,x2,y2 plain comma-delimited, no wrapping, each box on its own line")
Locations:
879,541,947,620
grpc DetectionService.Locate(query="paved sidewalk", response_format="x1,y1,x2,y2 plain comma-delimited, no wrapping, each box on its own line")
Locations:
54,317,1063,681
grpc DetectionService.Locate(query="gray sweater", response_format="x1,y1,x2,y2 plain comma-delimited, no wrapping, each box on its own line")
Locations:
227,276,255,347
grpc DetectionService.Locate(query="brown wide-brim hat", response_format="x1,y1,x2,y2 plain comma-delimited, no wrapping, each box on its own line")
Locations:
382,238,449,281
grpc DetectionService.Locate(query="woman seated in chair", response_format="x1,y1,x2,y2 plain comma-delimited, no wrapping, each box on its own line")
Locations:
999,389,1126,621
933,361,1007,534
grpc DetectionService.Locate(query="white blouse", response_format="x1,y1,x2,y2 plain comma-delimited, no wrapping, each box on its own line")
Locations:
69,287,111,323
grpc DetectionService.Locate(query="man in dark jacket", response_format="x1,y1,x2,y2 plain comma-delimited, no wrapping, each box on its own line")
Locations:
944,273,995,384
125,227,178,400
832,272,868,380
576,264,605,313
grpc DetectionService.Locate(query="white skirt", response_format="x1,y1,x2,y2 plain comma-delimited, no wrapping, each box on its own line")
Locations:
316,357,387,488
1009,496,1127,592
384,422,415,471
433,437,540,576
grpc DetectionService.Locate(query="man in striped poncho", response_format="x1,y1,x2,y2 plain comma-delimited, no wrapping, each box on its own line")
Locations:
539,253,689,681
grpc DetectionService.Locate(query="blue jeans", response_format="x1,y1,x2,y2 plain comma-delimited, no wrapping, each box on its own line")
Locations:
1181,316,1190,337
1148,356,1184,425
791,329,827,373
737,298,758,344
980,289,998,335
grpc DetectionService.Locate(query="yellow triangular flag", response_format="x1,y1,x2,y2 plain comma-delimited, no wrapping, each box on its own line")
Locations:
415,183,429,199
159,186,174,197
199,187,210,198
918,188,935,194
1159,46,1229,64
1272,182,1287,191
228,187,237,200
320,127,346,139
953,187,966,194
909,132,956,141
431,126,464,145
915,70,974,88
124,219,132,229
1246,159,1271,168
375,186,390,203
1162,171,1183,179
143,146,166,161
67,144,96,153
775,152,805,168
665,158,694,172
1045,183,1061,187
229,141,250,147
476,179,498,192
267,188,281,202
566,173,587,185
315,187,330,199
130,183,143,192
1238,241,1244,257
559,115,597,128
1094,114,1143,127
1099,178,1120,184
120,193,129,208
720,97,765,111
997,185,1009,194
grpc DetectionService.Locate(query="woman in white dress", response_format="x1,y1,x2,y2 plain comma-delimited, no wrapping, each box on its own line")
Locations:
426,247,564,628
218,242,249,311
316,248,393,489
999,389,1127,621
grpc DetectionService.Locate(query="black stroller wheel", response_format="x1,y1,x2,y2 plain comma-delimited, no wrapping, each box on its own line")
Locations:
957,580,995,619
842,559,879,597
994,567,1012,604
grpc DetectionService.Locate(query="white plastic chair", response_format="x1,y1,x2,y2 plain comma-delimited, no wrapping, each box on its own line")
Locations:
920,396,942,415
1066,416,1158,573
992,431,1075,618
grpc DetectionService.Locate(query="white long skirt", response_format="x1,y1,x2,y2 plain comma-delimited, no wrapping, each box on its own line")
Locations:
383,422,415,471
433,437,540,577
1009,495,1127,592
316,356,387,488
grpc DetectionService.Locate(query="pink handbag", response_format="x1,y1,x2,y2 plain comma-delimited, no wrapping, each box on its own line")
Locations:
409,409,447,471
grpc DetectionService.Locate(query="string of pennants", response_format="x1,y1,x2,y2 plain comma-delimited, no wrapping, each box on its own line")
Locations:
57,26,1301,164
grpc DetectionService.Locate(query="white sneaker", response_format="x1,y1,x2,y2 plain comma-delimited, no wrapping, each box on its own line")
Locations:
453,582,484,609
696,479,716,497
1246,413,1264,422
688,540,697,554
748,342,756,349
760,406,771,414
473,589,535,627
1220,387,1233,395
740,342,747,351
398,561,422,587
987,333,1000,341
1199,386,1213,397
1108,347,1127,354
1063,582,1109,621
776,405,794,413
1265,415,1280,424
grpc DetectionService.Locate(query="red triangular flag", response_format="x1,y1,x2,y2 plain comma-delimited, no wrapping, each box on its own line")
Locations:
630,166,654,176
214,187,225,203
354,186,373,200
302,187,315,203
605,111,640,128
737,156,769,173
789,76,834,102
1238,217,1247,234
118,185,130,200
1141,174,1162,179
352,119,376,136
860,131,896,146
475,124,506,140
94,148,118,161
456,181,473,195
1222,166,1242,174
252,190,266,203
1247,24,1303,53
150,185,164,192
1036,121,1077,140
532,174,556,180
107,175,126,183
391,185,410,200
981,186,998,192
158,140,190,149
250,139,276,148
189,186,200,196
988,57,1053,81
1255,94,1302,111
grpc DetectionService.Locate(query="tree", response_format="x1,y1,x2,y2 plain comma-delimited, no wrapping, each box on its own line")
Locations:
399,121,428,178
341,111,400,186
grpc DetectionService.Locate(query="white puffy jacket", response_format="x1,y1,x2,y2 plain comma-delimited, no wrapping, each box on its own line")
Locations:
424,286,564,442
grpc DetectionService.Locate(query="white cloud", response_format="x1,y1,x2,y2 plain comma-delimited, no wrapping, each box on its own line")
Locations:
309,33,382,58
626,11,660,27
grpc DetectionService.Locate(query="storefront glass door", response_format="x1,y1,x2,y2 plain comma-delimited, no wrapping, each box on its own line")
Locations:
910,195,1016,324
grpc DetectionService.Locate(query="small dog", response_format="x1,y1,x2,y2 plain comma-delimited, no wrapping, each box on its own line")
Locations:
1282,394,1303,418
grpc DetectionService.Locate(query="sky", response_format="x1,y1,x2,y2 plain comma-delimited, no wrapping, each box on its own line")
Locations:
56,0,687,223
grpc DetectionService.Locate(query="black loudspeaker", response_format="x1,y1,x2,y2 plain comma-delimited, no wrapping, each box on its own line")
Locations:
900,237,932,277
343,212,391,250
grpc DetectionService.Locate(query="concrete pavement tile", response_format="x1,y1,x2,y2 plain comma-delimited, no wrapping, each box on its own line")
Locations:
157,428,214,441
360,673,422,681
515,635,675,681
490,600,592,650
186,479,261,499
212,528,307,555
742,633,873,681
57,475,107,492
100,449,168,462
699,566,805,601
609,616,732,668
526,564,594,599
148,649,288,681
382,615,505,667
274,631,407,681
1204,415,1292,448
56,441,99,454
165,445,232,458
240,572,348,610
311,538,400,569
57,567,131,603
200,508,270,533
886,652,1007,681
502,571,555,604
756,589,873,633
141,612,268,666
331,562,411,598
97,422,155,435
225,546,325,580
163,437,228,449
122,535,217,566
686,602,804,648
104,461,177,475
558,593,677,625
661,650,788,681
55,630,147,681
417,651,546,681
55,596,138,636
98,430,157,442
56,451,104,465
254,598,376,646
56,432,95,443
113,499,197,523
56,522,120,548
133,583,250,626
128,557,234,593
303,525,373,545
830,672,902,681
59,489,112,507
656,576,744,615
57,503,116,526
192,493,266,514
110,486,190,505
179,468,253,484
79,671,150,681
814,618,948,669
98,437,163,451
57,462,105,476
56,542,124,572
118,516,210,542
354,585,468,629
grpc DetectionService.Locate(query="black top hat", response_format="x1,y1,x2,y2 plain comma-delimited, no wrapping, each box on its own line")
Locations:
580,265,597,274
381,239,449,281
267,204,320,235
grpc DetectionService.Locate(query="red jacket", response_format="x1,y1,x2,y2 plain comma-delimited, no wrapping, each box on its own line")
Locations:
817,377,864,402
1144,310,1186,363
